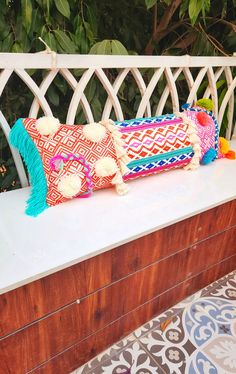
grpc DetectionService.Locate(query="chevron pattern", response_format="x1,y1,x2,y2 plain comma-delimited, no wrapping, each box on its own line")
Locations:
122,122,191,160
24,119,118,207
116,116,193,180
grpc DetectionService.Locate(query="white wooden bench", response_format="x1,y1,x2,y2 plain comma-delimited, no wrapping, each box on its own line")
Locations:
0,53,236,374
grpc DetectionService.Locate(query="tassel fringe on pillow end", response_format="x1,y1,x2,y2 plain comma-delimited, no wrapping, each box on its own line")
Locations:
99,119,131,195
176,112,201,171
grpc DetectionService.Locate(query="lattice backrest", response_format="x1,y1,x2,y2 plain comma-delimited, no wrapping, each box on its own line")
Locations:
0,53,236,187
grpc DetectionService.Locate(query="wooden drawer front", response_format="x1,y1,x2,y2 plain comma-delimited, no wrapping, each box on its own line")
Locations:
1,200,235,338
0,251,112,338
1,227,235,374
33,256,236,374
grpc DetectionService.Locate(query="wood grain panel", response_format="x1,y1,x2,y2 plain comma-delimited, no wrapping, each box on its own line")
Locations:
32,256,236,374
1,226,235,374
0,251,112,338
1,200,235,337
112,200,236,280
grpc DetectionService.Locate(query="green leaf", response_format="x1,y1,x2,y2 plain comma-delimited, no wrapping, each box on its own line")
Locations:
86,4,98,36
85,80,96,101
179,0,189,18
21,0,33,33
128,85,136,102
75,24,90,53
216,79,226,90
145,0,157,10
219,87,227,106
92,98,102,121
12,42,23,52
30,8,42,36
54,0,70,19
1,33,14,51
44,0,52,16
54,30,76,53
73,14,82,30
90,40,111,54
89,40,128,55
44,32,57,52
54,76,68,95
83,21,94,43
47,85,59,106
189,0,202,25
0,13,10,40
111,40,128,55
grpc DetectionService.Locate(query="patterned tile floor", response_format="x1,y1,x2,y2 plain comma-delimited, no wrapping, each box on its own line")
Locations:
73,270,236,374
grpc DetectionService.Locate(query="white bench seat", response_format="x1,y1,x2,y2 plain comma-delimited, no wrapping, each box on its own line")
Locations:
1,139,236,295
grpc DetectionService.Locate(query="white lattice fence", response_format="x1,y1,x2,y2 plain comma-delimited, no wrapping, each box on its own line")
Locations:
0,53,236,187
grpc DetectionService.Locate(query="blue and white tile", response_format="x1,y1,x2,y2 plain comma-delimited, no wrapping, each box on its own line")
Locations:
139,271,236,373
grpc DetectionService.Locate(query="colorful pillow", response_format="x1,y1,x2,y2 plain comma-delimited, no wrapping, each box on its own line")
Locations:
180,101,220,164
115,112,201,181
182,99,234,162
115,99,229,180
10,117,130,216
10,99,233,216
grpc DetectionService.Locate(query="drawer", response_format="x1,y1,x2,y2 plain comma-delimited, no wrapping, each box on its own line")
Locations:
1,226,235,374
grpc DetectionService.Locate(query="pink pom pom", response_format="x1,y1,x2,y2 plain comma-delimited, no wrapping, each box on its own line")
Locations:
196,112,212,126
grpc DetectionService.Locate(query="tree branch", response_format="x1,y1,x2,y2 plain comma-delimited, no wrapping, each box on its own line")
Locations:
153,3,157,35
145,0,182,55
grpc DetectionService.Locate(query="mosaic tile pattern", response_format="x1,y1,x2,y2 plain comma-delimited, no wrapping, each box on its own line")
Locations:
72,270,236,374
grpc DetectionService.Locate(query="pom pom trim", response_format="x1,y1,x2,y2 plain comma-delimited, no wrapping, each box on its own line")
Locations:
58,174,82,198
219,137,230,155
195,98,214,112
176,112,201,170
94,157,118,177
35,116,60,136
82,122,106,143
50,153,93,198
201,148,217,165
189,107,219,157
99,119,131,195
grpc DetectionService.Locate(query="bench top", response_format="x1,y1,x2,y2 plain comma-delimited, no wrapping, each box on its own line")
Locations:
0,139,236,295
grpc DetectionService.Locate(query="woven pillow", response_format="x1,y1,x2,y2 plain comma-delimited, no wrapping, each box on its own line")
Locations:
10,117,130,216
115,103,223,181
115,112,198,181
181,103,220,163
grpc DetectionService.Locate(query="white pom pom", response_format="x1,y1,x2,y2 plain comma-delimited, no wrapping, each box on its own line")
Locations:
83,122,106,142
95,157,118,177
58,174,82,198
35,116,60,136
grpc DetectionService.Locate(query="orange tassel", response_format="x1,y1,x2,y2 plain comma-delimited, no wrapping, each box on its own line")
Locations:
225,150,236,160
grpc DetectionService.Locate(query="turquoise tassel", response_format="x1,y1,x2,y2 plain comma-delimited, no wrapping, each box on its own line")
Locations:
9,119,48,216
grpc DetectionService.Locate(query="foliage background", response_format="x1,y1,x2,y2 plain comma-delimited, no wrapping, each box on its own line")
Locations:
0,0,236,191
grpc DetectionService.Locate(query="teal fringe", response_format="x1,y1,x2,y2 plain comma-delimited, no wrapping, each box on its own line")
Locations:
9,119,48,216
